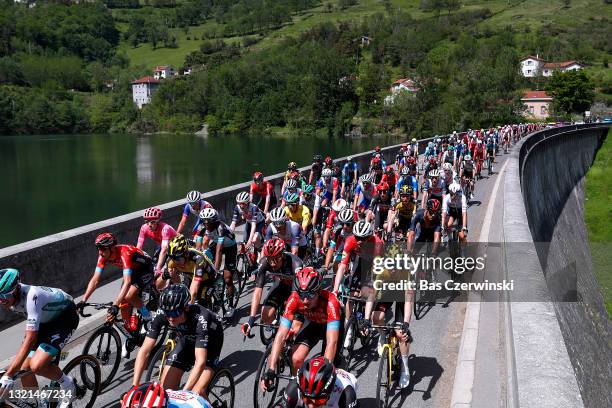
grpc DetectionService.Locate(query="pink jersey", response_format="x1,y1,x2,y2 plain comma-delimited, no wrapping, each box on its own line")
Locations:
137,222,177,249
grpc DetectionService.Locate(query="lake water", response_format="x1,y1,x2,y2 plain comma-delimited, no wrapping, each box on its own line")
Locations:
0,133,404,248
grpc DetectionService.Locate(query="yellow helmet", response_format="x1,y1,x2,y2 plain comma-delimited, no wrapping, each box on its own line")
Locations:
168,234,188,259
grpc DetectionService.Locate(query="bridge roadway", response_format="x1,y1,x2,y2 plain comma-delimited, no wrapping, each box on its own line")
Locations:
1,148,513,408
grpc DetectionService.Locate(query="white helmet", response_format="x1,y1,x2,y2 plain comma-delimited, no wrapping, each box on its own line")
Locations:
199,207,218,221
449,183,461,194
353,220,373,238
236,192,249,203
270,207,287,223
464,155,472,161
436,138,441,143
442,163,453,171
477,139,482,144
286,179,298,189
186,190,201,205
412,138,417,142
338,209,354,223
429,169,441,178
332,198,348,212
322,168,333,178
360,174,372,183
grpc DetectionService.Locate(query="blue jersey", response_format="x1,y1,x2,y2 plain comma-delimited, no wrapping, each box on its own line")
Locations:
395,175,418,193
342,162,358,184
166,390,212,408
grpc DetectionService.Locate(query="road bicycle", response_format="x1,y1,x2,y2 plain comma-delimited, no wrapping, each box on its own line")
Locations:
237,241,258,295
0,353,100,408
253,338,295,408
374,323,406,408
145,329,235,408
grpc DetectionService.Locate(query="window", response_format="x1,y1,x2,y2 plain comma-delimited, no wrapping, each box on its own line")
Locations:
527,60,532,65
529,106,534,114
541,106,547,115
527,70,532,74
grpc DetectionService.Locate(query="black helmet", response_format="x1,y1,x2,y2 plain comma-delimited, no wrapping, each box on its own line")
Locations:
159,284,190,315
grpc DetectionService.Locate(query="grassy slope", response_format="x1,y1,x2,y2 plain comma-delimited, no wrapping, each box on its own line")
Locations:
584,127,611,317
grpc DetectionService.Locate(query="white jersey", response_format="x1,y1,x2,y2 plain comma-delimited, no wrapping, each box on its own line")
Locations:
11,284,73,331
166,390,212,408
442,192,467,213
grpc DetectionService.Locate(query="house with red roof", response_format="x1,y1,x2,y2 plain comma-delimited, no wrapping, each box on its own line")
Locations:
521,90,553,119
385,78,419,105
131,76,160,109
520,55,584,78
153,65,176,80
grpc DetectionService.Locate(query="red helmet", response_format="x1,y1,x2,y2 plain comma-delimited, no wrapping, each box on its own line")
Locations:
407,156,416,164
143,207,162,221
385,165,394,174
426,199,440,212
298,356,336,403
121,382,167,408
372,157,381,164
95,232,117,249
401,143,408,150
289,170,300,180
374,146,381,153
253,172,264,183
293,267,322,296
377,182,389,192
263,238,285,259
429,157,436,165
324,156,332,165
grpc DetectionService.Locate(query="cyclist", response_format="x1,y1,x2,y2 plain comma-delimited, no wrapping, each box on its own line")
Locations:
284,193,312,234
369,156,384,184
423,157,438,180
459,155,475,200
132,285,223,399
442,183,468,244
0,268,78,408
176,191,212,236
442,162,456,188
280,356,358,408
282,162,299,194
164,234,217,306
241,238,303,337
315,168,340,208
386,185,416,238
262,267,343,390
366,182,392,232
282,179,302,206
340,156,359,199
352,174,376,217
121,382,213,408
323,209,356,273
407,199,442,256
195,208,238,319
230,191,265,251
83,233,155,330
137,207,178,276
267,207,308,258
321,198,350,257
250,172,277,215
485,137,496,172
473,139,486,178
309,155,324,186
420,169,446,211
380,166,397,195
395,166,418,201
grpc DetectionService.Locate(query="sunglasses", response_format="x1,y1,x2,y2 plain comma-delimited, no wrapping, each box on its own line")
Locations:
298,291,317,300
146,220,159,225
164,309,184,318
273,221,286,228
355,235,368,241
302,396,329,406
340,222,353,227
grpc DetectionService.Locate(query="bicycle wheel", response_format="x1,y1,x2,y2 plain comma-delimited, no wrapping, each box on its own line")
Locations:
62,355,101,408
376,345,392,408
228,269,242,309
341,316,357,368
145,344,170,383
236,254,249,295
207,367,235,408
82,325,121,389
259,323,278,347
253,345,293,408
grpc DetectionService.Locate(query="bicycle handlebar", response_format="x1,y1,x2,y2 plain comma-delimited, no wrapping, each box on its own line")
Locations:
77,302,113,317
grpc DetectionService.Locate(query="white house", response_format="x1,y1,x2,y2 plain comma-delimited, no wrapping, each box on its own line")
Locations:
153,65,175,80
520,55,584,77
541,60,584,77
385,78,418,105
132,76,160,109
521,90,553,119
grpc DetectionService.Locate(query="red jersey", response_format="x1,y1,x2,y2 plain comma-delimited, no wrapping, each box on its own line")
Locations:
282,290,341,325
380,173,397,188
250,181,275,197
340,235,384,266
326,209,358,230
96,244,152,275
473,144,486,160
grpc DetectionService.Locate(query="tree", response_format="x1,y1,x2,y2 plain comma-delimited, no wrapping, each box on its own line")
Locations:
546,70,595,116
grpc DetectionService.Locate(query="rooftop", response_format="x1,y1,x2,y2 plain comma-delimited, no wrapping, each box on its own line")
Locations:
132,76,160,85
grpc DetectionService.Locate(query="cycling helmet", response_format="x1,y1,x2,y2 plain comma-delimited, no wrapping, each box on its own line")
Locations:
436,138,441,143
426,199,440,212
374,146,381,153
331,198,348,212
286,193,299,205
263,238,285,258
353,220,373,238
186,190,201,205
121,382,168,408
412,138,417,142
303,184,314,194
253,172,264,183
313,155,322,162
298,356,336,402
159,284,190,314
385,165,394,174
403,150,411,157
442,163,453,171
377,182,389,192
288,161,297,170
143,207,162,221
360,174,372,183
448,145,454,151
407,156,416,164
337,209,354,224
95,232,117,249
293,267,322,295
270,207,287,223
0,268,20,297
199,207,219,222
428,157,436,165
322,168,333,178
346,156,353,162
449,183,462,194
400,167,410,176
289,171,301,180
429,169,441,178
236,191,249,204
477,139,482,144
324,156,332,165
399,185,413,196
286,179,298,190
168,235,188,259
464,155,472,161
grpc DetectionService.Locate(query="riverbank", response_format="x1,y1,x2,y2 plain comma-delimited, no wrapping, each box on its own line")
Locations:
584,127,611,316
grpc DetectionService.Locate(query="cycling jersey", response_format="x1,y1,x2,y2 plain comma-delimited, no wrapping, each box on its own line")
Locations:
250,180,275,198
329,227,351,253
311,162,323,183
340,235,384,266
95,244,153,277
442,192,467,213
254,252,303,288
316,177,340,201
196,221,237,247
281,290,341,329
166,390,212,408
167,248,216,297
284,205,311,229
148,304,223,350
395,176,418,194
486,142,495,153
380,172,397,190
409,209,441,232
137,221,177,249
231,203,265,225
422,178,446,200
341,162,358,184
282,368,358,408
393,200,416,220
354,181,376,208
462,161,474,178
265,220,307,248
369,194,392,214
182,200,213,233
12,284,73,331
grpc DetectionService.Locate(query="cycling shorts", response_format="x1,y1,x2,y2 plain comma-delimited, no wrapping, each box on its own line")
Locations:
448,207,463,225
209,243,237,271
30,303,79,363
295,321,344,367
166,330,223,372
374,302,406,323
263,281,292,310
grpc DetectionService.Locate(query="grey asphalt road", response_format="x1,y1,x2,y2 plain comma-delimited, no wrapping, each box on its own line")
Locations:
2,147,515,408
